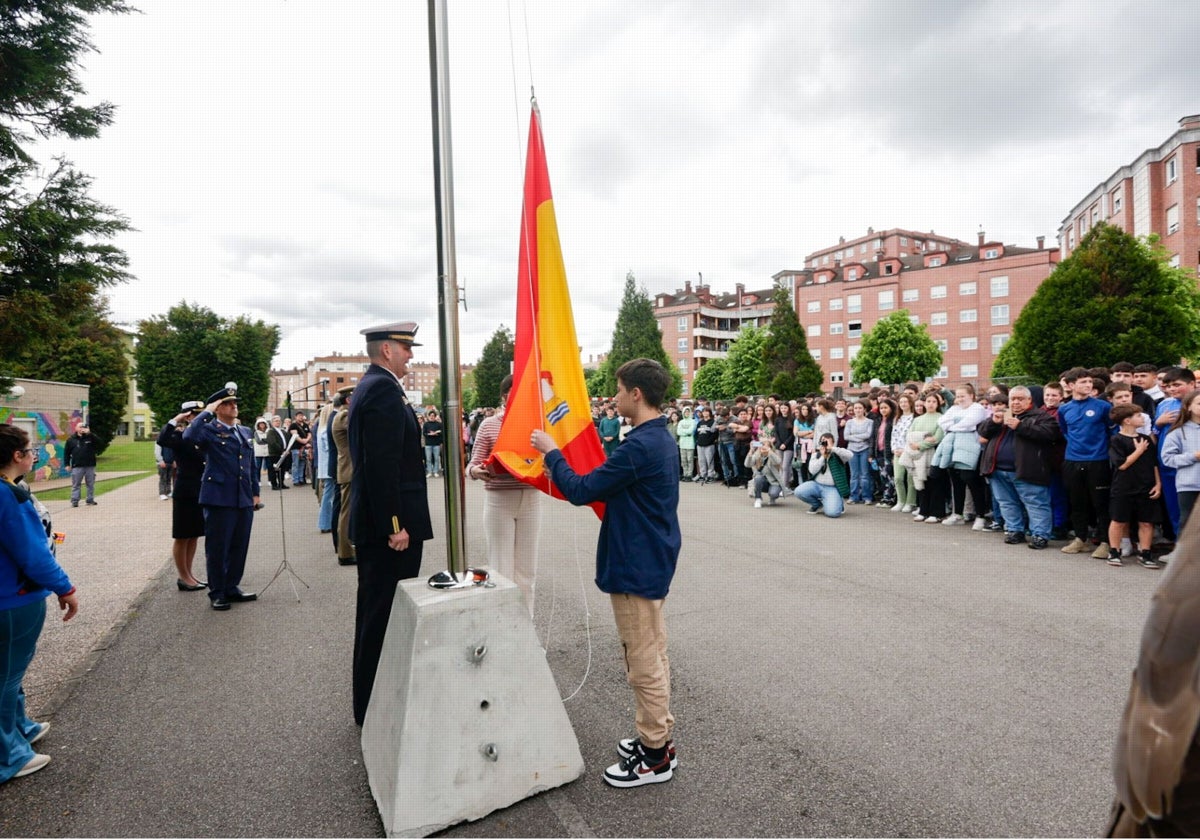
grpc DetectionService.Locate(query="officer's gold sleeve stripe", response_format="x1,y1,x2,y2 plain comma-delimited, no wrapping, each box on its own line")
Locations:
392,516,400,533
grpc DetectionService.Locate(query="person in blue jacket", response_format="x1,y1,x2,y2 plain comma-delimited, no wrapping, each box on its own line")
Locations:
183,384,261,611
532,358,682,789
1,424,79,783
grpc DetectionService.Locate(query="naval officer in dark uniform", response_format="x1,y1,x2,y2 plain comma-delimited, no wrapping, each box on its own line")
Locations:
348,321,433,724
183,384,261,611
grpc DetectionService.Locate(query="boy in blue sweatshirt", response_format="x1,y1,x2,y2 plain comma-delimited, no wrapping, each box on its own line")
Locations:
531,358,681,788
1057,367,1114,558
1153,367,1194,559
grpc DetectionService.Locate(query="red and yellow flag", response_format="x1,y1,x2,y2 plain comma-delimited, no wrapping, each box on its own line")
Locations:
487,106,605,518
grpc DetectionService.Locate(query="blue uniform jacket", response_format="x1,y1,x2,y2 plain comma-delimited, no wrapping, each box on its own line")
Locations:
0,478,73,611
1057,396,1112,462
182,412,260,508
544,415,681,600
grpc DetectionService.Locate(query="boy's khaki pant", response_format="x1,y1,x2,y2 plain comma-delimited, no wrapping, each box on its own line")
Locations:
610,593,674,749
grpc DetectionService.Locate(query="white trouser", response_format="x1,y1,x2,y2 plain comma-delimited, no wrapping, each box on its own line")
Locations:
482,487,543,616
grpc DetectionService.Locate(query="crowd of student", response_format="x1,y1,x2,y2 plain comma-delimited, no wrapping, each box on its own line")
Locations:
586,361,1200,569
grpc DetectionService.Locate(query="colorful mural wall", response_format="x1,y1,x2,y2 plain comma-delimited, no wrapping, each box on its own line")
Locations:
0,407,86,482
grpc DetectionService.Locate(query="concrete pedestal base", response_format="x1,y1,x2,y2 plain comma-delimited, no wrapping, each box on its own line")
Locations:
361,574,584,837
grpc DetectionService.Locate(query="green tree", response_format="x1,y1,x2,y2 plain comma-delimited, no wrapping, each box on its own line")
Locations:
690,357,730,400
135,302,280,425
0,0,132,164
721,325,768,396
593,271,681,399
851,309,943,386
473,325,514,409
0,162,133,447
996,224,1200,383
762,284,823,398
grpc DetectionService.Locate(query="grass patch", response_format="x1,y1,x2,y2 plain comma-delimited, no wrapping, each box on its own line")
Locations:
36,440,157,502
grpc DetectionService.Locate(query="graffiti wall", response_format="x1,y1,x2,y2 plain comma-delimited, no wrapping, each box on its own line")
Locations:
0,407,85,481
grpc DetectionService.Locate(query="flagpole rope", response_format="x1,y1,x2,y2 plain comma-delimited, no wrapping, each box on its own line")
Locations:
558,513,594,703
505,0,525,172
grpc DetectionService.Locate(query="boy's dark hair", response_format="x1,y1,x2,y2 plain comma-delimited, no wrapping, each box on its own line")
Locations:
1091,374,1110,393
1109,403,1142,425
1062,367,1092,384
1105,381,1131,395
1088,366,1111,379
1133,363,1158,374
1162,366,1196,384
1044,381,1064,393
1111,361,1134,374
615,358,671,409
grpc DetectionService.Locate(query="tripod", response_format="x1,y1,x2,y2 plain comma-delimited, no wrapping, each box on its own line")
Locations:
261,436,310,601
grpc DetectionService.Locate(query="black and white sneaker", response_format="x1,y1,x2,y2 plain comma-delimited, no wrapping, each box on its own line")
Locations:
617,737,678,769
604,743,673,788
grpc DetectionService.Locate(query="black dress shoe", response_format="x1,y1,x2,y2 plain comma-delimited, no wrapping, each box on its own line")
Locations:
227,589,257,602
177,579,207,591
211,596,231,611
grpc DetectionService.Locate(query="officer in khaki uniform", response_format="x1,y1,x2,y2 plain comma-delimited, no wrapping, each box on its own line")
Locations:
347,322,433,725
330,385,355,566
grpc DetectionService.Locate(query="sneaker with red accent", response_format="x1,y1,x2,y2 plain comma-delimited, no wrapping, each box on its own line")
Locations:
617,737,678,769
603,743,673,788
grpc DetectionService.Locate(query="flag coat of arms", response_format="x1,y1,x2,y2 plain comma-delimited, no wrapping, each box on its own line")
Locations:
487,107,606,518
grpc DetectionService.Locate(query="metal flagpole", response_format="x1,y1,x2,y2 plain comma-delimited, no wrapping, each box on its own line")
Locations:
426,0,489,590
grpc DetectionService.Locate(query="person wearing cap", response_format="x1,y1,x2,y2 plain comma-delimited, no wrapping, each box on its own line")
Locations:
348,321,432,725
156,401,208,590
183,385,261,611
330,386,355,566
63,422,99,508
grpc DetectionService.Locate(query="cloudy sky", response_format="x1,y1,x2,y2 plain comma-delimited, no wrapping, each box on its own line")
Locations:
44,0,1200,369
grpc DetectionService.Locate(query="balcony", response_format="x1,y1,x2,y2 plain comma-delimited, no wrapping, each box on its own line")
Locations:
694,326,740,340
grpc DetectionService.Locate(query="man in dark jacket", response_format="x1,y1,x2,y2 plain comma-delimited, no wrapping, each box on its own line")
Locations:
64,423,99,507
978,386,1062,549
347,321,432,726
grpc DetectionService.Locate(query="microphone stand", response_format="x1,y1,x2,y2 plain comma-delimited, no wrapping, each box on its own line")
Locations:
261,432,310,601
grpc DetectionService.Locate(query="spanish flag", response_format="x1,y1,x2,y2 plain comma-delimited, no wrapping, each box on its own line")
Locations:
487,106,606,518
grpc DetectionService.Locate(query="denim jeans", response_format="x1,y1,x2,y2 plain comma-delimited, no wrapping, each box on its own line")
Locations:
1014,477,1053,540
848,448,871,502
424,445,442,475
1,599,46,782
988,470,1025,533
794,481,845,518
718,442,737,485
990,471,1053,539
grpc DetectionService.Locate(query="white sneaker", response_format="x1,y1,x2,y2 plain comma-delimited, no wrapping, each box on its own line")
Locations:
942,514,963,526
15,753,50,778
913,512,925,521
28,722,49,745
159,494,168,501
972,517,986,531
924,515,941,523
1120,538,1134,558
754,499,762,508
901,504,913,513
891,503,903,512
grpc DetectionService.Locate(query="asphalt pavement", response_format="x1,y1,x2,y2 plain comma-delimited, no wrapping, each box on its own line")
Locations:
0,474,1162,837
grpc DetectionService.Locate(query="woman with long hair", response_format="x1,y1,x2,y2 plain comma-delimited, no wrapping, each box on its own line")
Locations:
694,408,719,484
873,397,898,507
935,384,989,526
0,424,79,782
891,393,919,512
1162,389,1200,535
775,402,796,489
794,401,816,484
904,392,947,522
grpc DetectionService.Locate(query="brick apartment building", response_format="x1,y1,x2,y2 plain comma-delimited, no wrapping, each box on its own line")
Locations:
774,227,1060,391
652,280,776,395
269,354,473,414
1059,114,1200,277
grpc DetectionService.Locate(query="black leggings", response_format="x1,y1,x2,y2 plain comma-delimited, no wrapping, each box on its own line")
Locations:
919,467,951,517
949,467,988,516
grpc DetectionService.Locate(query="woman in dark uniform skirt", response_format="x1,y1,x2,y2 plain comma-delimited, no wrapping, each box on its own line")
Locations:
156,402,208,590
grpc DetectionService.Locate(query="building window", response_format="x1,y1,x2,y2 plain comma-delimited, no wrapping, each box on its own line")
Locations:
984,248,998,259
830,347,844,359
991,304,1010,326
878,290,894,310
908,314,920,325
960,337,978,351
1169,254,1181,268
681,380,689,395
846,268,858,281
677,338,689,351
931,312,948,326
874,238,882,250
931,285,947,299
829,322,844,335
900,237,908,246
807,300,821,313
807,324,821,337
960,364,979,378
937,366,949,379
959,281,976,296
822,255,829,265
1068,228,1075,249
1167,156,1178,184
830,372,845,384
960,309,977,323
678,359,688,372
848,345,861,360
860,243,867,254
847,295,862,314
1197,196,1200,224
903,288,919,303
829,298,843,311
677,316,687,331
847,320,863,338
1113,191,1122,214
990,276,1009,297
929,257,943,267
991,334,1009,355
810,348,821,360
935,339,949,351
1167,204,1180,235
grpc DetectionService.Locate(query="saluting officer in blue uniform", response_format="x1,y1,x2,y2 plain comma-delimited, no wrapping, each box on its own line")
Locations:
183,384,261,611
348,321,433,725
